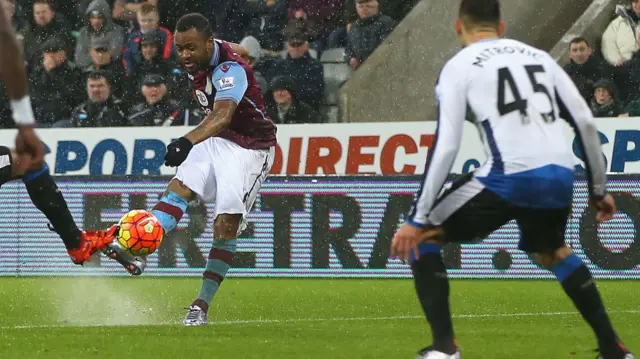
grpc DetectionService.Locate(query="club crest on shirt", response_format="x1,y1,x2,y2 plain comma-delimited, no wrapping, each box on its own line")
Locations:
195,90,208,107
220,63,231,72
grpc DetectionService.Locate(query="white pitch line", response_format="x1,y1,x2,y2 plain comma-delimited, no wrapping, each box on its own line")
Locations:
3,310,640,330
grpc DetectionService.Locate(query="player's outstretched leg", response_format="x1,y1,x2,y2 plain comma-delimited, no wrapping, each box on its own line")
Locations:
3,148,113,264
411,241,460,359
536,247,633,359
184,214,240,326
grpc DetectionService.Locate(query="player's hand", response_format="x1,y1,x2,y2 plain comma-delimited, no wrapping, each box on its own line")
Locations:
14,125,44,172
164,137,193,167
391,223,442,263
593,194,616,222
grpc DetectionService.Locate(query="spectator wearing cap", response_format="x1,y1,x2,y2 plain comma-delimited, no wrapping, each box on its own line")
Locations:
29,37,83,126
266,24,324,110
239,36,269,94
346,0,395,69
83,37,126,100
75,0,126,69
20,0,74,70
130,30,189,104
563,37,615,103
128,74,183,126
71,71,127,127
266,76,321,124
123,3,175,75
591,79,624,118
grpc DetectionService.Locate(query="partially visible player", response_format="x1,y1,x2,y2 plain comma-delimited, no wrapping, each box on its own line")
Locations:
0,0,120,266
391,0,634,358
100,13,276,325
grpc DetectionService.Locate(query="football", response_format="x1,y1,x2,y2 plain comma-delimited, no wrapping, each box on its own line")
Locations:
116,210,164,256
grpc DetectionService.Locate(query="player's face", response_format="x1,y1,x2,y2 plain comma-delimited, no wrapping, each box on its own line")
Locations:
568,41,592,65
175,28,214,74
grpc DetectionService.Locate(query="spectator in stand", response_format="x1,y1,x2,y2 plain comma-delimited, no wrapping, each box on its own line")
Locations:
239,36,269,94
344,0,419,22
122,3,174,75
128,74,182,126
252,0,287,52
18,0,83,30
113,0,209,31
20,0,74,70
346,0,395,70
75,0,125,69
266,76,321,124
287,0,344,53
71,71,127,127
266,23,324,110
130,30,190,103
83,37,126,99
563,37,614,103
602,0,640,67
112,0,149,24
29,37,83,127
590,79,624,118
212,0,261,43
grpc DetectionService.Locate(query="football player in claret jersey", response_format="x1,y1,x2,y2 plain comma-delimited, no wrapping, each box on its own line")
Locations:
391,0,633,358
97,13,277,325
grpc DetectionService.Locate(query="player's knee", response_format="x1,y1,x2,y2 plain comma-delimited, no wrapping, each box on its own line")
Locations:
214,214,242,239
167,179,194,201
534,246,573,270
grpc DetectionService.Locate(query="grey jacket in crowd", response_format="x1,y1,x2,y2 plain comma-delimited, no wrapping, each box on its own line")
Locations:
75,0,126,68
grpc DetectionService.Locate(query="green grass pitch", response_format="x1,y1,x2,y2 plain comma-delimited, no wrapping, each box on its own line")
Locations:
0,278,638,359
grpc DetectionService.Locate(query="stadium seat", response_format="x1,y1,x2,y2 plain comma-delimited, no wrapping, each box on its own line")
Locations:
323,63,352,105
320,48,347,63
320,105,339,123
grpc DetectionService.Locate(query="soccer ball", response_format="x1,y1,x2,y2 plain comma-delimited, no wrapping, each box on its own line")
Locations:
116,210,164,256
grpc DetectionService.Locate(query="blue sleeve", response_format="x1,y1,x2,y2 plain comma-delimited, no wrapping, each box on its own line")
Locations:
212,62,249,104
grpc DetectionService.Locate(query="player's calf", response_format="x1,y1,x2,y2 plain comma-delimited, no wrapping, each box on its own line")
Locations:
411,240,458,356
151,179,192,234
535,247,631,359
185,214,241,325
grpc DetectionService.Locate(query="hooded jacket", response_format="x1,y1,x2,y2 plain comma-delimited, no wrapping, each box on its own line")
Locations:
602,5,640,65
75,0,126,68
590,79,624,117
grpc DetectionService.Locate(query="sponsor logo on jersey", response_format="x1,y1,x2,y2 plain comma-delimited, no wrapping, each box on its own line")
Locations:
195,90,209,107
219,77,235,90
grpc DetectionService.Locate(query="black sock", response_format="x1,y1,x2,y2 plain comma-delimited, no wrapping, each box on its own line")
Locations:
553,254,621,354
411,243,456,354
23,165,81,250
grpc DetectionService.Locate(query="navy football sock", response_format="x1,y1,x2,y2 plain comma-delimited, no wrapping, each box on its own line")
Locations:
23,165,81,250
553,253,620,351
411,243,456,354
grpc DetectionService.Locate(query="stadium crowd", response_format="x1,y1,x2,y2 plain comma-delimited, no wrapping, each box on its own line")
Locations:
0,0,417,128
565,0,640,118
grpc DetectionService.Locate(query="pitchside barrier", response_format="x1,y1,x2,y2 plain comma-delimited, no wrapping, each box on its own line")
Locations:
0,119,639,278
0,175,638,279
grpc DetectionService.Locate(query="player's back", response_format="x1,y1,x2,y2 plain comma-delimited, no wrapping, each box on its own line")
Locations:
451,38,576,208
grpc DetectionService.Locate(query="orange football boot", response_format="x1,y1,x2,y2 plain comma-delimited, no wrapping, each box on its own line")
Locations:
67,225,118,265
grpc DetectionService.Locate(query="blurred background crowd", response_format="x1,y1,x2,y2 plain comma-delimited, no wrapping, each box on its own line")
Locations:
0,0,419,128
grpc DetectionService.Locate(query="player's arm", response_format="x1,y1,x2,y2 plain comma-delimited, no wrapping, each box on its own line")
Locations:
407,62,467,228
184,62,248,145
228,42,250,60
551,60,607,201
0,2,43,170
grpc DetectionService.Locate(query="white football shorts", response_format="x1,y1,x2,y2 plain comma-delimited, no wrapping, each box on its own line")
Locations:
174,137,274,233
